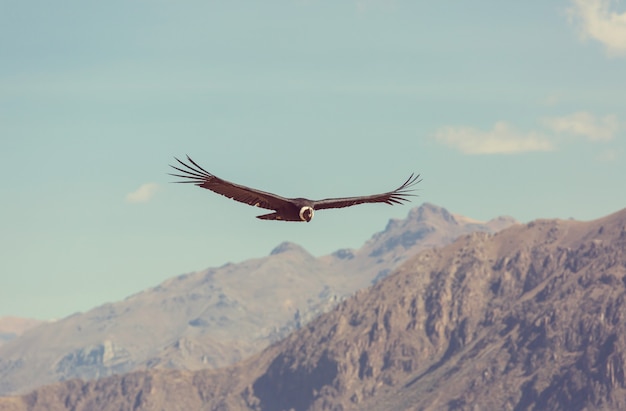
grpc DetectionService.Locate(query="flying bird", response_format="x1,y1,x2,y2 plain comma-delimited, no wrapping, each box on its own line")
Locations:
169,156,421,222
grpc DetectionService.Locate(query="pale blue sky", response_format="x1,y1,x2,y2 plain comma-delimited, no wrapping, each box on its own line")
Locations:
2,0,625,319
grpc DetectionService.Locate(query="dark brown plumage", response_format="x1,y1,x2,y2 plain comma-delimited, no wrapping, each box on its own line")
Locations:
169,155,420,222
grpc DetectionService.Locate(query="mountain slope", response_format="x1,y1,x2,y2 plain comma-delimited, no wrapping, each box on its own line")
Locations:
0,318,42,348
1,208,625,410
0,204,515,396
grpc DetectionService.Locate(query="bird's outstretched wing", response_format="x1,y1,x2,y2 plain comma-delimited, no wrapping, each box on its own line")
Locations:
312,173,421,210
169,155,292,210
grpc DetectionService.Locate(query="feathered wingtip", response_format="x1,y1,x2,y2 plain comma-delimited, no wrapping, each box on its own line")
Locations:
168,155,213,185
385,173,422,205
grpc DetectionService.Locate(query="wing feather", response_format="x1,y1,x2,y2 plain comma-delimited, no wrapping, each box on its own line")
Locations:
169,155,292,211
312,173,421,210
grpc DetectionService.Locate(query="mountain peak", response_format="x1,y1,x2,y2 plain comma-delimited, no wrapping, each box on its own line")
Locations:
384,204,458,232
269,242,309,256
407,203,457,223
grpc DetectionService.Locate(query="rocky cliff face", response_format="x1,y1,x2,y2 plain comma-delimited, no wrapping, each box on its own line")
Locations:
0,204,514,396
1,208,625,411
238,210,626,411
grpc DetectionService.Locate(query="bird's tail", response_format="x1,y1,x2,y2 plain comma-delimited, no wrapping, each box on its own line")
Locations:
256,212,281,221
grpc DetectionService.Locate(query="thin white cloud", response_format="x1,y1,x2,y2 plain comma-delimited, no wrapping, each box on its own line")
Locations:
125,183,159,204
434,121,554,155
543,111,619,141
569,0,626,56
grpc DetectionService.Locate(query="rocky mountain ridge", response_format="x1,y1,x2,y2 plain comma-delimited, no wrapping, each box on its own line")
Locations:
1,207,625,410
0,203,515,396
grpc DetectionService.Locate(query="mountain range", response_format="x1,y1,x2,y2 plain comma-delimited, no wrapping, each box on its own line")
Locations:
0,203,515,396
1,206,625,410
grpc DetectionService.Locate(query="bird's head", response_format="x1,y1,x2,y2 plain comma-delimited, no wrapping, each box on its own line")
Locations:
299,206,314,222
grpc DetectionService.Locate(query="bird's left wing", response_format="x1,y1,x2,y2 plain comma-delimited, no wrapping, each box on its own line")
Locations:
312,173,421,210
169,156,293,210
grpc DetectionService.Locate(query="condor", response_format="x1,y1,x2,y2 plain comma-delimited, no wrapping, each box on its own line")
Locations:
170,156,420,222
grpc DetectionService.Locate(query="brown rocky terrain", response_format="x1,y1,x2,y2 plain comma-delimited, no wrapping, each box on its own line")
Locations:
1,207,625,410
0,203,514,396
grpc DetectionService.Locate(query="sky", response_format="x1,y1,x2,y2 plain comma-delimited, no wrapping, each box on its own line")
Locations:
1,0,626,320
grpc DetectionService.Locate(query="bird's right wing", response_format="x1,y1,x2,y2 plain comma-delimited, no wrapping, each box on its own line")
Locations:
312,173,421,210
169,156,293,211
